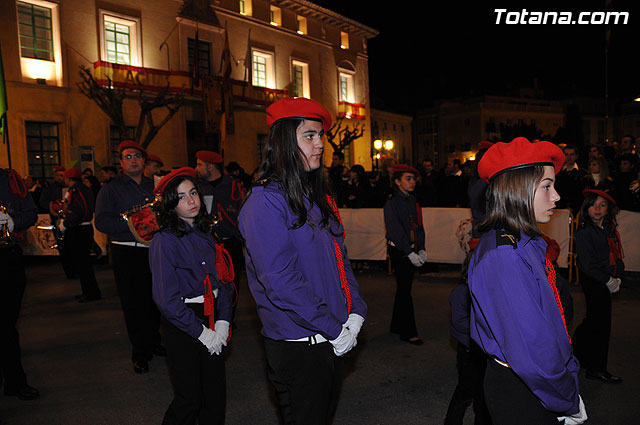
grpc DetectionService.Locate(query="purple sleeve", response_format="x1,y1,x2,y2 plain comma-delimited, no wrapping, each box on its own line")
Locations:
242,190,343,339
471,249,580,414
149,233,204,339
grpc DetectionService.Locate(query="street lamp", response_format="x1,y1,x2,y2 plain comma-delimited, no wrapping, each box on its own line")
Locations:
384,140,394,151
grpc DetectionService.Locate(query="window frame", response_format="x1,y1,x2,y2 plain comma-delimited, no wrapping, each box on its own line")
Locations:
26,121,60,180
188,37,212,76
252,49,275,89
291,59,309,98
98,9,142,66
17,0,54,61
338,69,355,103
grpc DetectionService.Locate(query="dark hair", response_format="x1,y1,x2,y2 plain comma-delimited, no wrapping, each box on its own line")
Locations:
102,166,117,174
250,118,337,230
83,168,93,175
563,145,578,154
349,164,366,182
479,165,545,239
158,175,211,237
578,192,618,230
333,152,345,160
225,161,242,174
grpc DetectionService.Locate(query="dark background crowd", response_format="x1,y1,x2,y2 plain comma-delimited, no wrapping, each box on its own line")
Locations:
327,137,640,213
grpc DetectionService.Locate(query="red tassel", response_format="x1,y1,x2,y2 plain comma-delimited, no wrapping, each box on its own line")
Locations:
8,170,28,199
326,195,351,313
546,257,571,343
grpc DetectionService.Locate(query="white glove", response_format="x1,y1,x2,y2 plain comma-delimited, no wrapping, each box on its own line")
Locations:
418,249,427,263
0,212,14,233
344,314,365,339
197,325,217,355
605,276,621,294
558,395,587,425
407,252,424,267
210,320,230,355
329,326,357,357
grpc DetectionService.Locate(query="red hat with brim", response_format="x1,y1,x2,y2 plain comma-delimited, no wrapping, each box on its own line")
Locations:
196,150,223,164
392,164,419,176
154,167,197,195
582,189,617,207
118,140,147,156
478,137,564,183
266,97,332,132
63,167,82,179
53,166,65,173
146,153,164,167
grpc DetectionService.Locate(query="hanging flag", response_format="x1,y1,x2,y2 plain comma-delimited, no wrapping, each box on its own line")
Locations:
242,29,251,100
192,27,200,90
219,22,234,135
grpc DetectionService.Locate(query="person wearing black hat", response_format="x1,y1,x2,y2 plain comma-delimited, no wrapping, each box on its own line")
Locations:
571,189,624,384
0,168,40,401
60,168,101,302
239,97,367,425
95,140,164,374
384,164,426,345
468,137,586,425
150,167,234,424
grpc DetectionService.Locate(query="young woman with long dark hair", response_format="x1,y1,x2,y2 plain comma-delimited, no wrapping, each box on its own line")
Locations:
468,137,586,425
572,189,624,384
149,167,234,425
239,97,367,425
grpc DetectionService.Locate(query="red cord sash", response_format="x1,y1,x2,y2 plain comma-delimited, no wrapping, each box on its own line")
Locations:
326,195,352,313
202,243,235,342
607,230,624,278
546,257,571,343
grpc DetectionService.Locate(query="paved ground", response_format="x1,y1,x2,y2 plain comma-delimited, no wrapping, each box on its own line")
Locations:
1,256,639,425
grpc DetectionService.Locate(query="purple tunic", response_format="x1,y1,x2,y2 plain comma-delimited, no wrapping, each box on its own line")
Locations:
468,229,580,415
149,227,234,339
239,182,366,341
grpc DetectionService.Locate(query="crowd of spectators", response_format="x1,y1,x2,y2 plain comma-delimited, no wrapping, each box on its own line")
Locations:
327,137,640,213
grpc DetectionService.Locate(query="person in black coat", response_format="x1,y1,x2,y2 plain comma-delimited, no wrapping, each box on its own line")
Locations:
572,189,624,384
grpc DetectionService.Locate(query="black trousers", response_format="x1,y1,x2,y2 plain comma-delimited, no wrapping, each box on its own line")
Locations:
388,246,418,339
57,237,76,279
162,304,225,425
65,225,101,299
484,359,560,425
0,244,28,392
572,275,612,372
110,243,161,363
444,341,492,425
263,338,343,425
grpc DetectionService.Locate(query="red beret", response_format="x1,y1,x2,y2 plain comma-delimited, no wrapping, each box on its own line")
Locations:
478,137,564,182
196,150,223,164
266,97,332,132
146,153,164,167
53,166,65,173
63,167,82,179
582,189,617,207
118,140,147,156
154,167,197,195
392,164,419,176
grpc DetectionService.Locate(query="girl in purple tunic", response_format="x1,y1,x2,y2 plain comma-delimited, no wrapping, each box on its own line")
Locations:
468,138,587,425
150,168,234,425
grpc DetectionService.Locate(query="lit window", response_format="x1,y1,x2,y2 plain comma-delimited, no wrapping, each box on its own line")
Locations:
16,0,63,85
17,1,53,61
99,10,141,66
339,70,354,103
296,15,307,35
340,32,349,49
292,60,309,98
270,6,281,26
239,0,252,16
252,50,275,88
26,121,60,180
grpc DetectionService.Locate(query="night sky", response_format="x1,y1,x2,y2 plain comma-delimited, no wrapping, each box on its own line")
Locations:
316,0,640,115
